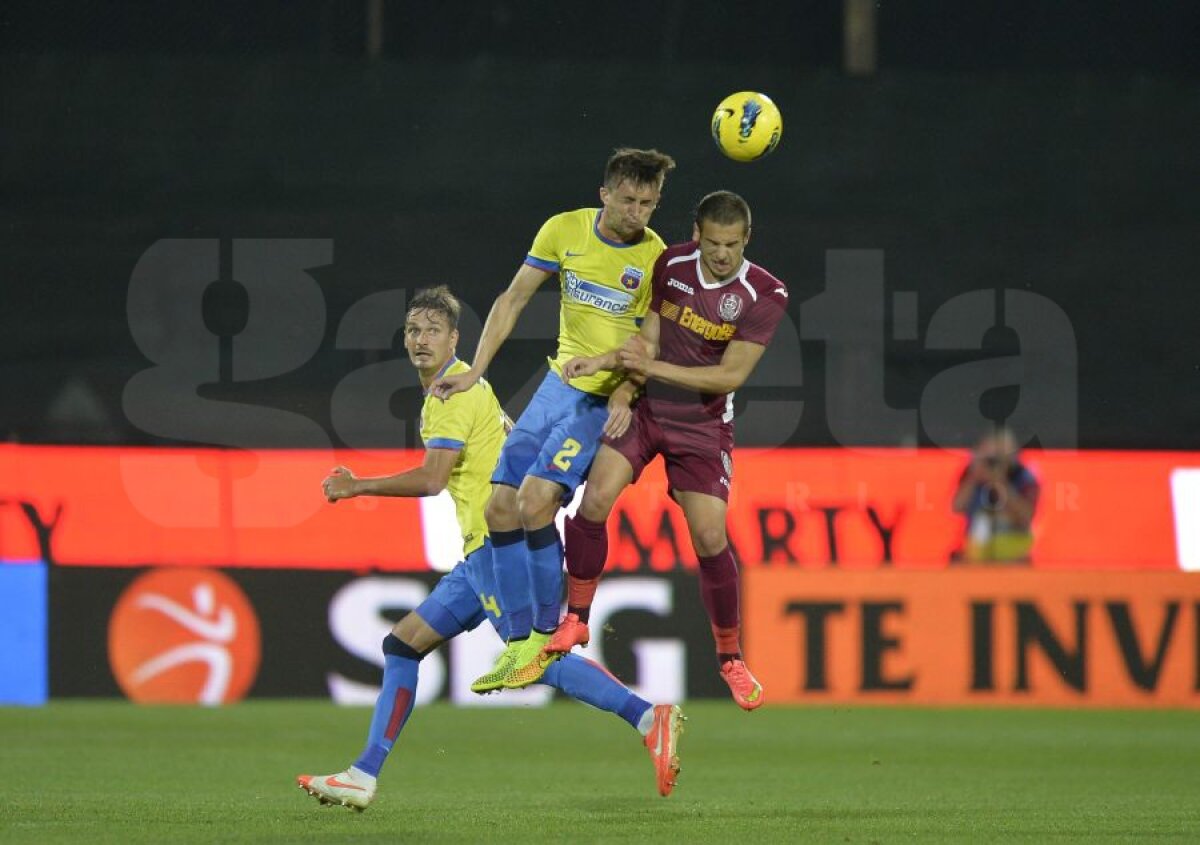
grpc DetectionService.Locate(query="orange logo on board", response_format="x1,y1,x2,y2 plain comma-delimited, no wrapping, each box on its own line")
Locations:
108,568,261,704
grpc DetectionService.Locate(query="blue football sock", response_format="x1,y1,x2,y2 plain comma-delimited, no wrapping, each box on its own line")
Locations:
470,542,508,638
353,651,419,777
526,523,564,632
489,528,532,638
542,654,652,732
491,528,531,639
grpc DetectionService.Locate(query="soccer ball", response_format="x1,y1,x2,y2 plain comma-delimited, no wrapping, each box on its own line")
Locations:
711,91,782,162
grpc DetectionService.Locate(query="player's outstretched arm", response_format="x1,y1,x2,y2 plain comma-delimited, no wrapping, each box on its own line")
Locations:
561,350,620,383
432,264,551,400
321,449,458,502
622,338,767,395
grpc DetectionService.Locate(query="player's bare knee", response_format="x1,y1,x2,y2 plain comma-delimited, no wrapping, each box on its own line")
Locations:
485,486,520,531
517,486,559,529
393,612,442,653
692,526,728,559
578,487,617,523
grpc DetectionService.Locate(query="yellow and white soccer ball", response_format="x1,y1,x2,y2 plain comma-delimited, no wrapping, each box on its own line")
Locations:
711,91,782,162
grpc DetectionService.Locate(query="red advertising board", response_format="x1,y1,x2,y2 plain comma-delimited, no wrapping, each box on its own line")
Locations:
1,444,1196,570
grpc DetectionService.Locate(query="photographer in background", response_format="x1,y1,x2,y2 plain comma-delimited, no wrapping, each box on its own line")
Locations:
951,427,1040,564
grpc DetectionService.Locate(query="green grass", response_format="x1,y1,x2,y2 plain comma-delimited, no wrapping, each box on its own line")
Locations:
2,702,1199,843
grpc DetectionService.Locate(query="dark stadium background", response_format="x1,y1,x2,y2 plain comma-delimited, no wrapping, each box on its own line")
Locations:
5,10,1200,837
3,1,1198,451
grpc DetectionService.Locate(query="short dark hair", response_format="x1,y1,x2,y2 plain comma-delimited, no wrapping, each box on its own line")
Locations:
604,147,676,190
407,284,461,329
694,190,752,232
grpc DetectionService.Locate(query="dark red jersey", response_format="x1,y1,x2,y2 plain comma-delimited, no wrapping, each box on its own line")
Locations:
644,241,789,421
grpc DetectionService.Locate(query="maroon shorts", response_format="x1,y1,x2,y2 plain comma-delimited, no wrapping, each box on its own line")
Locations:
602,401,734,502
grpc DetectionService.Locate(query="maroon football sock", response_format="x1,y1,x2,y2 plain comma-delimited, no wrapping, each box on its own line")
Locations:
564,514,609,623
697,546,741,658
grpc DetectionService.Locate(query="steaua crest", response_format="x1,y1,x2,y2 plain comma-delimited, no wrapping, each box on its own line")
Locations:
620,266,644,290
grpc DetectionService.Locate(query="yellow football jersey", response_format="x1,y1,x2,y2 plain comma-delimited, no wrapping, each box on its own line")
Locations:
420,358,507,558
525,208,664,396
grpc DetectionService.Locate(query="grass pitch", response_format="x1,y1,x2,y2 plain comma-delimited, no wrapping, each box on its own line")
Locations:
2,701,1199,843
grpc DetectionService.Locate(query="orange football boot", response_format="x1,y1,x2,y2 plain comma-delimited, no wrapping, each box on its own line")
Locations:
544,612,590,654
643,704,685,797
720,658,765,711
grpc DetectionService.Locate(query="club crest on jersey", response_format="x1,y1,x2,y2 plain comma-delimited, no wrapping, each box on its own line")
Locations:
718,292,744,321
620,266,644,290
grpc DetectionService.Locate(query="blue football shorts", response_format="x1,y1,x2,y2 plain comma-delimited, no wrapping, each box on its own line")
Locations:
416,540,505,640
491,369,609,501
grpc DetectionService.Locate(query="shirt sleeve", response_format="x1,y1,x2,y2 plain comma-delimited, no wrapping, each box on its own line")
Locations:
421,393,470,451
524,214,562,273
736,281,789,346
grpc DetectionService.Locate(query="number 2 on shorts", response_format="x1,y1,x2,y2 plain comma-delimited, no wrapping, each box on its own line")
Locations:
552,437,582,471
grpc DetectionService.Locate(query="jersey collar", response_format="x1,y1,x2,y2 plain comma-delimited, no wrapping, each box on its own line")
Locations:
695,254,750,290
593,210,644,248
422,356,460,395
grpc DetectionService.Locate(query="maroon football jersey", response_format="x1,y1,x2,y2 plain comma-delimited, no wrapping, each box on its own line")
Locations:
644,241,789,421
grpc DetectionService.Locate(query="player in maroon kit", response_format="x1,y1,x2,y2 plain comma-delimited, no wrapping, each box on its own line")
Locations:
539,190,788,710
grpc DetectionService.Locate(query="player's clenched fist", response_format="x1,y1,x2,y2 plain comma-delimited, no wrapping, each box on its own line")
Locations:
561,355,604,384
431,370,478,401
617,335,653,375
322,466,359,502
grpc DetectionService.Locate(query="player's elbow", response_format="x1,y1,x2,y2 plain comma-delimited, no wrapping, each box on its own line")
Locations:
422,478,449,497
419,472,450,497
715,373,747,394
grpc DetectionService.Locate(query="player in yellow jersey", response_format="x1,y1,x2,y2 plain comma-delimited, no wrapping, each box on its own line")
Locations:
432,149,676,691
297,286,684,810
